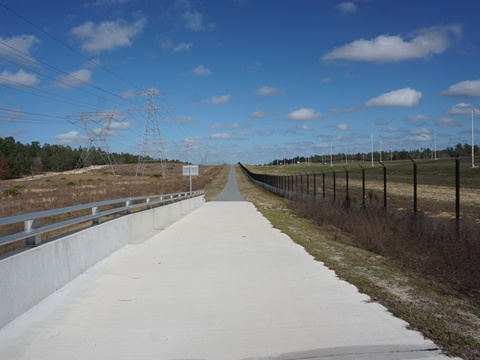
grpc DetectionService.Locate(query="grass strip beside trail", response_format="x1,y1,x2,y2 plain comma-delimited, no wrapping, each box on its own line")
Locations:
235,165,480,360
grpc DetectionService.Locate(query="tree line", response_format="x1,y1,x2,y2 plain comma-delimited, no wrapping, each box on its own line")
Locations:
268,143,479,166
0,137,178,179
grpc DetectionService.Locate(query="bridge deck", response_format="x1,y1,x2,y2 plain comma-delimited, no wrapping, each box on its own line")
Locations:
0,166,458,360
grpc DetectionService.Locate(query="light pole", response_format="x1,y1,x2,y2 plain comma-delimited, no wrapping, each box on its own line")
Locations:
472,109,477,168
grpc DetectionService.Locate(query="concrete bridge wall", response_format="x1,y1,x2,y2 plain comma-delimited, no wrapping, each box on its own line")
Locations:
0,196,204,329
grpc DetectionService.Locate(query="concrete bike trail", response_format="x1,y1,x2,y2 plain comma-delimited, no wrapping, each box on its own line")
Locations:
0,165,459,360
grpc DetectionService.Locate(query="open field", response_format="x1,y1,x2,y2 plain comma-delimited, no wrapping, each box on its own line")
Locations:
245,157,480,220
0,163,229,254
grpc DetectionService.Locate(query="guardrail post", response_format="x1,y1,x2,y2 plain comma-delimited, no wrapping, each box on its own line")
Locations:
146,197,153,209
25,219,41,246
92,206,101,225
125,200,132,214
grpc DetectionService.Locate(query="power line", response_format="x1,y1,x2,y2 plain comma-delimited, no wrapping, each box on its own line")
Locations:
0,2,143,92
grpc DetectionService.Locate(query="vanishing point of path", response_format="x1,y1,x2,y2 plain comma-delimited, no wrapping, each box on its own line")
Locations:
0,165,459,360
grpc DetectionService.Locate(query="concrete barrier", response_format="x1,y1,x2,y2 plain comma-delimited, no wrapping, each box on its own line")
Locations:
0,195,204,329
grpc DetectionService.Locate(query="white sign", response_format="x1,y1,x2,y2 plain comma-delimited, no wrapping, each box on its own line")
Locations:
183,165,199,176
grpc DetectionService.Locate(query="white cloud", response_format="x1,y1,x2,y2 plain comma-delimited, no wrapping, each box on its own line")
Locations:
109,121,130,130
255,86,282,96
366,88,422,107
55,131,85,144
0,69,39,87
441,80,480,97
193,65,211,76
411,134,432,142
321,77,331,84
210,133,231,139
331,106,358,114
55,69,92,89
183,10,214,31
383,126,400,133
237,131,253,136
411,128,431,135
0,35,41,61
407,114,431,123
247,62,262,70
211,123,240,129
323,24,461,62
70,14,147,53
295,124,313,131
337,1,357,14
250,110,268,118
436,116,461,127
336,123,348,131
447,102,475,115
205,95,231,104
121,89,135,99
164,116,194,124
3,108,23,122
287,108,323,121
258,130,274,136
174,42,192,52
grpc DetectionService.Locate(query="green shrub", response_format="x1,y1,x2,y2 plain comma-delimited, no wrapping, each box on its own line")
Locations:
66,181,76,186
150,174,162,178
3,187,20,196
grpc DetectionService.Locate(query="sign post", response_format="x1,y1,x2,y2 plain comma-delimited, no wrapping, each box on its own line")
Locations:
182,165,199,193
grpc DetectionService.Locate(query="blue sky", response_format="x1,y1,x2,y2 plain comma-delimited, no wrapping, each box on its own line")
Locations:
1,0,480,165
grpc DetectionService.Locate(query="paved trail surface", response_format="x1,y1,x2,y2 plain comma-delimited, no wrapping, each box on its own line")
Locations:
0,165,459,359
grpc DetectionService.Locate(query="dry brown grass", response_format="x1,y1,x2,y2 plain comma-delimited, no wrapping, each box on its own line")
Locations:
289,198,480,298
0,163,228,254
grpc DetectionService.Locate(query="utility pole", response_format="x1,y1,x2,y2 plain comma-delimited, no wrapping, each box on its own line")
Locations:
67,110,121,175
129,88,172,177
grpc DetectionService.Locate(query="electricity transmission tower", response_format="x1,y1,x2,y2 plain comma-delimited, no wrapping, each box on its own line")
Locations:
67,110,121,175
129,88,172,177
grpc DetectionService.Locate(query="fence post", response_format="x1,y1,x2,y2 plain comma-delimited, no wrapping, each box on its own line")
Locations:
300,173,304,194
342,166,349,200
25,219,41,246
321,170,326,199
408,157,418,218
313,172,317,198
329,168,336,201
358,164,366,209
379,161,387,209
306,172,309,196
455,156,460,238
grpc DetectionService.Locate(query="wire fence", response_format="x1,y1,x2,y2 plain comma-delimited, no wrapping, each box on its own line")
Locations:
239,158,480,234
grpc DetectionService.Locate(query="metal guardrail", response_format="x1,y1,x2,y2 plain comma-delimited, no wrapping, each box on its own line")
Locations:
0,190,205,247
